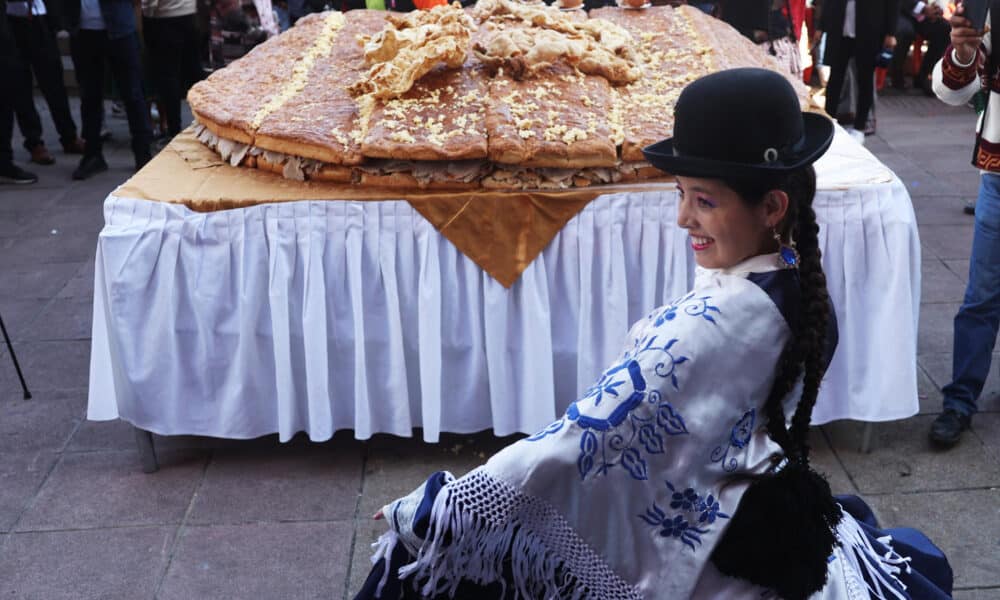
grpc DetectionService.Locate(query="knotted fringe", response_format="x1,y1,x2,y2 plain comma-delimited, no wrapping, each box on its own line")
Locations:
370,530,400,598
395,470,639,600
835,508,912,600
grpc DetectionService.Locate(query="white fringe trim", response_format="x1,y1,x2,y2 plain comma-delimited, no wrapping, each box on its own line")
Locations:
395,468,640,600
370,530,400,599
835,507,912,600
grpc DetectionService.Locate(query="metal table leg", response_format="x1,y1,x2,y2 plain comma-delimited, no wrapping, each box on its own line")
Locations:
0,311,31,400
859,422,875,454
134,427,159,473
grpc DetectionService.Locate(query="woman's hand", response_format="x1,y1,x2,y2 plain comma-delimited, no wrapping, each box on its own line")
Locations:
374,509,384,520
951,4,984,65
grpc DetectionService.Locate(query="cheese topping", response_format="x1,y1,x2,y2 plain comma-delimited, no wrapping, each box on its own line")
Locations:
250,12,345,130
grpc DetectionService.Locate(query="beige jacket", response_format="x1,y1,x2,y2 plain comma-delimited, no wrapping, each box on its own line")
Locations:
141,0,194,19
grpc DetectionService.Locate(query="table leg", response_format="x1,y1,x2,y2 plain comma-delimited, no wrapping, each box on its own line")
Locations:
134,427,159,473
859,422,875,454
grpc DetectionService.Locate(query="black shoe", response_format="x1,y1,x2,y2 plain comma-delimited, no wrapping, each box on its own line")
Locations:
929,410,971,447
964,201,976,215
72,154,108,180
0,162,39,184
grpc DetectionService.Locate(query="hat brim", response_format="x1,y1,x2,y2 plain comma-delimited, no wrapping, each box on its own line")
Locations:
641,112,835,179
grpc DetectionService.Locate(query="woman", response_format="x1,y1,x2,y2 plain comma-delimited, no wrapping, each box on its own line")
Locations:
356,69,952,599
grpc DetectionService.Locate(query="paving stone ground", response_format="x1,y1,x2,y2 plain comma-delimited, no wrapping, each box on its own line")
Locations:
0,91,998,599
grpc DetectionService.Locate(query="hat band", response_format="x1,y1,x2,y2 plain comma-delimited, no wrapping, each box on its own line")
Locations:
673,133,808,166
763,134,807,164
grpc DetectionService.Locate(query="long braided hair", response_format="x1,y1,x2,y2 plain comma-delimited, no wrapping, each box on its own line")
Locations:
709,165,842,600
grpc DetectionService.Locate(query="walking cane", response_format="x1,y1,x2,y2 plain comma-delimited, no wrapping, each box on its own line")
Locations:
0,311,31,399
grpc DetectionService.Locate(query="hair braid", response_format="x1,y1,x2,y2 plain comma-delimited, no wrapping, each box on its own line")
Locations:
711,165,841,600
788,193,830,462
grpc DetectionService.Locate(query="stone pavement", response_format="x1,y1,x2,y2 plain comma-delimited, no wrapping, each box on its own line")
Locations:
0,92,998,600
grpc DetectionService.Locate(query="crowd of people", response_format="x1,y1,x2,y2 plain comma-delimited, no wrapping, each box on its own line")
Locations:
0,0,961,186
0,0,207,184
0,0,280,186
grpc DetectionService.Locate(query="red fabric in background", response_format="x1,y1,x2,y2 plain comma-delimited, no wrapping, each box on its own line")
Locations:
784,0,806,38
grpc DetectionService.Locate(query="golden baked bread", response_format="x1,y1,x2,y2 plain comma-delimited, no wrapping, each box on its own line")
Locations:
188,3,811,190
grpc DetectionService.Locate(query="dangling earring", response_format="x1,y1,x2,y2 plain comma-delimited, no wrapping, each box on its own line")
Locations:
773,228,799,269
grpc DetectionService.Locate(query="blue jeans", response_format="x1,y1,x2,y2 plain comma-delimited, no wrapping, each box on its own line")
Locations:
942,173,1000,416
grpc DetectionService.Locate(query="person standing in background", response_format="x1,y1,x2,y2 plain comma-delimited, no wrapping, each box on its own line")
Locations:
57,0,153,179
816,0,899,144
5,0,84,166
142,0,202,140
929,5,1000,446
718,0,805,78
891,0,950,95
718,0,769,42
0,0,38,183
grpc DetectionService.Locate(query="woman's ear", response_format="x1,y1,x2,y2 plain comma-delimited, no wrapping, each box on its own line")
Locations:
762,190,790,229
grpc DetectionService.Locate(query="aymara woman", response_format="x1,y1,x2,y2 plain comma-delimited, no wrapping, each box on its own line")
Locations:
355,68,952,600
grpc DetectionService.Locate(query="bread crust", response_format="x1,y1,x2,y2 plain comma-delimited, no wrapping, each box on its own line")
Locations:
312,164,356,183
194,111,254,146
254,132,365,166
187,7,804,189
486,63,617,168
361,64,490,161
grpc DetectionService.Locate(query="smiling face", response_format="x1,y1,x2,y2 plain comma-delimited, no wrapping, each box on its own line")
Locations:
676,175,788,270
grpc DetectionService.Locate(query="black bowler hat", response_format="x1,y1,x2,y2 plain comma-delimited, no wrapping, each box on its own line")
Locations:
642,68,834,179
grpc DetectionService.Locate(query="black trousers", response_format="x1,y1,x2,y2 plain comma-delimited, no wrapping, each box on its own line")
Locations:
824,36,877,131
0,53,16,166
143,14,202,137
69,29,152,161
8,15,79,150
892,15,950,83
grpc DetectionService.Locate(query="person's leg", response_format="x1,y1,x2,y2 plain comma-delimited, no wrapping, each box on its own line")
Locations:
145,16,183,137
107,32,153,167
891,17,915,88
852,48,877,132
0,65,15,168
180,15,204,108
70,30,106,157
26,17,80,147
824,37,854,121
69,29,111,179
7,16,46,155
941,174,1000,418
917,18,951,82
0,50,37,183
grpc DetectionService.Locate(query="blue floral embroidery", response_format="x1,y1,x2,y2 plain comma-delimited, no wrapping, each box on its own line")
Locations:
639,481,730,551
710,409,755,472
571,349,689,481
526,419,565,441
529,294,725,481
651,292,721,327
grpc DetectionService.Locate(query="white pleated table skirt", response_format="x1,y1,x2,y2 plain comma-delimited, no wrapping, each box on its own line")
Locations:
87,176,920,442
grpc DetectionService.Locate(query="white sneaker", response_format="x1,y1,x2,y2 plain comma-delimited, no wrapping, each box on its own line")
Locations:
847,128,865,145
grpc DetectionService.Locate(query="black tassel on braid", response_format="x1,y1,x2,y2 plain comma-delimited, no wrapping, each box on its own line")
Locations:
710,166,842,600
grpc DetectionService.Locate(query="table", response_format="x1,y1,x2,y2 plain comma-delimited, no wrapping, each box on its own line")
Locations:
87,126,921,455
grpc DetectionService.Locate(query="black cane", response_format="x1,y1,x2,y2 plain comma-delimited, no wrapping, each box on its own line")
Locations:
0,311,31,399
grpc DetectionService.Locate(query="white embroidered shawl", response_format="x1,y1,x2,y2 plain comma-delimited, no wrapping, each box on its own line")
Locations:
375,255,911,600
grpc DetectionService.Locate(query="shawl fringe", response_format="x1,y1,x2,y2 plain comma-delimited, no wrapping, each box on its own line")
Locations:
395,469,640,600
370,530,400,598
835,509,912,600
